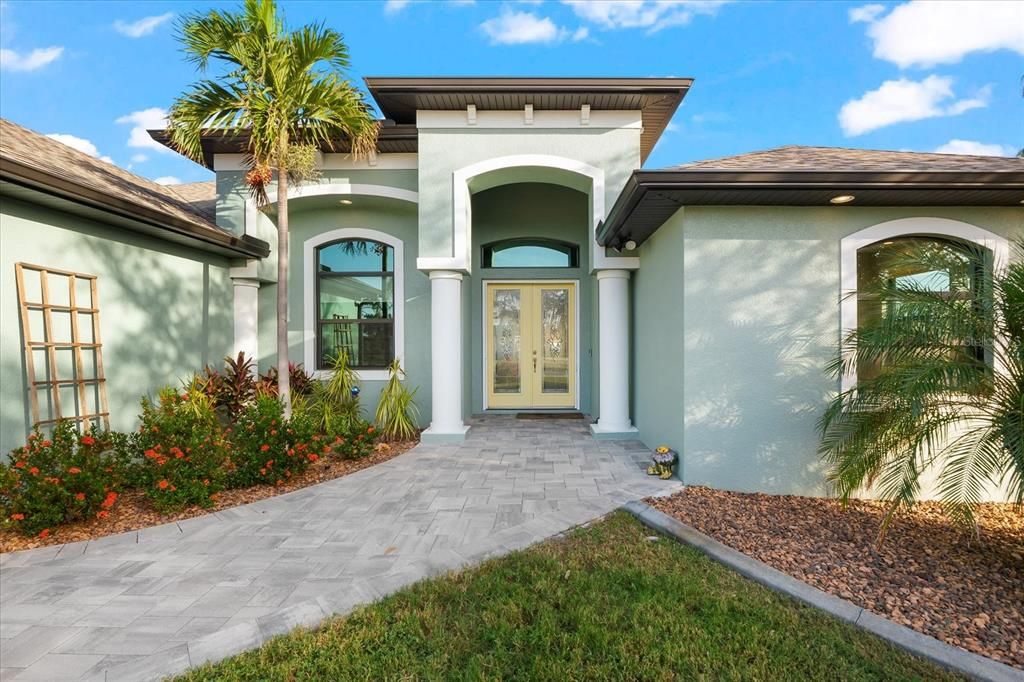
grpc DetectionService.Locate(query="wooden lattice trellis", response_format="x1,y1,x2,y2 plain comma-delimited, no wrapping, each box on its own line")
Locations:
15,263,109,431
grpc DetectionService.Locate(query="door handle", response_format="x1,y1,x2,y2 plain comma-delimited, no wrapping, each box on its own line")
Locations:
533,357,537,372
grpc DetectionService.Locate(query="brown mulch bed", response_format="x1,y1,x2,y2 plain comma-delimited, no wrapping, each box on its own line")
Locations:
0,440,417,554
650,486,1024,670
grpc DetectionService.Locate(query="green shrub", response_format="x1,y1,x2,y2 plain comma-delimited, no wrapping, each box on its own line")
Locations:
374,359,420,442
228,394,318,487
1,422,124,536
136,387,229,512
295,352,362,437
326,420,378,460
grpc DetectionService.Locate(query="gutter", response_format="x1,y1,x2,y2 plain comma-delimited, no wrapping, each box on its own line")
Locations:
1,158,269,259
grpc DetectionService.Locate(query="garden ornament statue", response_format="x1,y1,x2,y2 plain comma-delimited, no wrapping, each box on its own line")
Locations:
648,446,678,479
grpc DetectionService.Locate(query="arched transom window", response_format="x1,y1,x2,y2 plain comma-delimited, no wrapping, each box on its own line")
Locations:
482,239,579,268
316,238,395,370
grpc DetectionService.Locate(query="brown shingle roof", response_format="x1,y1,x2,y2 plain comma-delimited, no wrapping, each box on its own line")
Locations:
0,119,267,257
0,118,218,227
165,181,216,221
669,145,1024,172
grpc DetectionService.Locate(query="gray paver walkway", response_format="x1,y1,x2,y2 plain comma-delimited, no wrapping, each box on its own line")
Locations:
0,416,679,681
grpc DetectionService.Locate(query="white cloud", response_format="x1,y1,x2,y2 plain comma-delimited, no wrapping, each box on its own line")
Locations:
838,75,990,136
0,46,63,71
848,4,885,24
933,139,1014,157
45,133,114,164
563,0,728,33
384,0,411,14
480,10,588,45
113,13,173,38
856,1,1024,68
154,176,182,185
116,107,170,152
130,153,148,163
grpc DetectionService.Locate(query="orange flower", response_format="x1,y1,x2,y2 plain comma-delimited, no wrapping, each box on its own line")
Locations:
265,460,273,468
41,440,52,447
13,461,25,469
28,467,39,475
260,444,270,452
259,468,267,475
10,513,24,521
307,453,319,463
144,449,157,459
68,467,81,474
101,492,118,509
367,426,375,434
270,429,278,436
38,528,50,538
75,492,86,501
157,480,170,490
96,511,109,519
80,435,96,446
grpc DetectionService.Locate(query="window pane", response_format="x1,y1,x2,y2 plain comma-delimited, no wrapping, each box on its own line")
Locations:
318,240,393,273
541,288,569,393
320,322,393,369
856,237,980,381
492,289,521,393
319,276,393,321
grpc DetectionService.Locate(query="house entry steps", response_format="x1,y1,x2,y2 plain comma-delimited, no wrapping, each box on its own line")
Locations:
0,415,678,681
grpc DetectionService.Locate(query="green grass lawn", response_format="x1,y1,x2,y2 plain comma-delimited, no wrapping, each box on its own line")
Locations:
179,512,955,681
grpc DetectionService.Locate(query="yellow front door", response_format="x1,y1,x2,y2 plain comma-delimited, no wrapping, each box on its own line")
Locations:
486,282,576,409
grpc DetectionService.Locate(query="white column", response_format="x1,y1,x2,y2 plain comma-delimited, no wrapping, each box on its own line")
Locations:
232,278,259,366
591,269,638,437
422,270,469,441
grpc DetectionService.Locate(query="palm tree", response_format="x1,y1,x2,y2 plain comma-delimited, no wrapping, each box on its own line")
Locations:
168,0,377,416
819,238,1023,542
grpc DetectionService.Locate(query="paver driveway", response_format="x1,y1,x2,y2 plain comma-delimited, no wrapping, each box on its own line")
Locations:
0,416,679,681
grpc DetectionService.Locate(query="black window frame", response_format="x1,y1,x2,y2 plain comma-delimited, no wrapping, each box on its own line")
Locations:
315,238,395,371
481,238,580,269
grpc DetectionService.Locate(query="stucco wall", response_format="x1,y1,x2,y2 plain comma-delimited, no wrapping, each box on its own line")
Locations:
265,195,431,426
0,197,235,455
634,205,1023,496
416,128,640,263
467,183,593,415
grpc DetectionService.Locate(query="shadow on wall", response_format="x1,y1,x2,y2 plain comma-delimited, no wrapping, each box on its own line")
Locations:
73,237,233,431
682,235,838,496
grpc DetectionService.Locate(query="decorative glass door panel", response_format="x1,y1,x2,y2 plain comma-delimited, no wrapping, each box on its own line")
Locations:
486,282,576,409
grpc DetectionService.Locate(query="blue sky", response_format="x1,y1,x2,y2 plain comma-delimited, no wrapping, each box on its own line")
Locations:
1,0,1020,186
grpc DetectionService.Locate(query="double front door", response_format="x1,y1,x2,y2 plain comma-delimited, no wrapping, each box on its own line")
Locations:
486,281,576,409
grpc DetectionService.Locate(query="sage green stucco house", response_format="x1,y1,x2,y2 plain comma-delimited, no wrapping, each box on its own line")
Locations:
1,77,1021,496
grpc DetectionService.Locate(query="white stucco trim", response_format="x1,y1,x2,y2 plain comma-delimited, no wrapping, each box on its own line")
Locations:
422,270,470,441
232,278,260,371
839,217,1010,393
423,153,638,273
245,182,418,237
416,109,642,130
302,227,405,382
214,153,418,171
591,269,638,437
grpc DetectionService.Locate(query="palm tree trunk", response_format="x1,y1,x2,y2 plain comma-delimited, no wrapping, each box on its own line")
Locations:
277,167,292,418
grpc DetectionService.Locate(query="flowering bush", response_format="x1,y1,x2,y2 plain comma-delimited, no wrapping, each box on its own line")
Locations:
136,387,229,512
228,394,318,487
326,420,378,460
0,422,124,536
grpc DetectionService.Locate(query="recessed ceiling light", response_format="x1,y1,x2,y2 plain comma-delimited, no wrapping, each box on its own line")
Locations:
338,199,353,205
1019,198,1024,204
882,241,895,245
830,195,855,204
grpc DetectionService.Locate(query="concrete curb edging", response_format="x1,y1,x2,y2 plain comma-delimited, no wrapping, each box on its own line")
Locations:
622,500,1022,682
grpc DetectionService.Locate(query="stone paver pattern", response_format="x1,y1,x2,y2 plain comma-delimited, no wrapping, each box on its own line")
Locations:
0,416,679,681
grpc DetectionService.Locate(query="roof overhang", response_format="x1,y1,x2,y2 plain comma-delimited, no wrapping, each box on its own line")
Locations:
364,77,693,163
598,169,1024,248
148,125,419,170
0,157,269,259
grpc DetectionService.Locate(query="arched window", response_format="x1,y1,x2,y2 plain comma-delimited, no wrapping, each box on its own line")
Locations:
482,239,579,268
855,236,985,381
316,238,395,370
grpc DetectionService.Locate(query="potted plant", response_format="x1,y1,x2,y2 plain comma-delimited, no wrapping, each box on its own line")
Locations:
647,446,678,480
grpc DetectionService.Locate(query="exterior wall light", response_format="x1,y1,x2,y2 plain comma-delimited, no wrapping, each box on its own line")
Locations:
624,239,638,251
830,195,856,204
